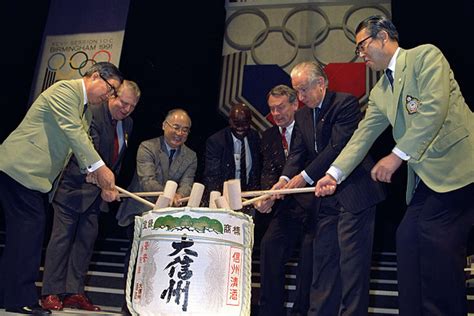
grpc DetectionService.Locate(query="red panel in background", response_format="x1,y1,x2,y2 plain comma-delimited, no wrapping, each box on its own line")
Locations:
325,62,366,99
265,62,366,124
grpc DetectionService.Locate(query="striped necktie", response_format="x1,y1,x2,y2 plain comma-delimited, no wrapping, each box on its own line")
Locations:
281,127,288,156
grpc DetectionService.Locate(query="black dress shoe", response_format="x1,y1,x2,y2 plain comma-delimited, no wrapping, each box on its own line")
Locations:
6,305,52,315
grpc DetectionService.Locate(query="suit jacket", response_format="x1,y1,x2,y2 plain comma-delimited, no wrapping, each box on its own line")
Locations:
261,125,299,216
283,91,386,213
0,79,101,193
203,127,261,194
332,45,474,203
116,136,197,226
52,102,133,213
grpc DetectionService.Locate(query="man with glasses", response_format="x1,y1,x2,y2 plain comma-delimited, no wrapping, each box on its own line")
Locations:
116,108,196,225
272,61,386,316
116,109,197,314
0,62,123,315
40,80,140,312
315,15,473,316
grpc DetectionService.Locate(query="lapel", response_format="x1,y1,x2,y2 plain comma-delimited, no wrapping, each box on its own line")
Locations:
389,49,407,124
96,103,118,166
272,126,286,161
170,146,184,176
299,106,314,149
158,137,171,176
224,128,237,174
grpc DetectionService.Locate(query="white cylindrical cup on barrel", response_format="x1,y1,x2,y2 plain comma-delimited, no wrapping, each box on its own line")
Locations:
163,180,178,200
153,196,171,210
215,195,230,209
209,191,221,208
226,179,242,210
223,181,230,203
187,182,205,207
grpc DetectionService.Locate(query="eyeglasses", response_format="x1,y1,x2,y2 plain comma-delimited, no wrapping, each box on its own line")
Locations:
354,35,373,57
165,120,190,134
99,73,118,98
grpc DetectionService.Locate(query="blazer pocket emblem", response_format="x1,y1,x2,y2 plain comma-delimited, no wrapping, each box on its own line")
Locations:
405,95,421,114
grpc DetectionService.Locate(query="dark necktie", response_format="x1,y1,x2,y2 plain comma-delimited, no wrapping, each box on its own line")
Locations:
112,120,119,164
169,149,176,167
82,104,88,118
281,127,288,156
314,107,320,152
386,69,394,90
240,139,247,189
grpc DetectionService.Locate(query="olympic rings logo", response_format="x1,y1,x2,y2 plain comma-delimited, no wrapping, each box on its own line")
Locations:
47,49,112,76
224,4,391,67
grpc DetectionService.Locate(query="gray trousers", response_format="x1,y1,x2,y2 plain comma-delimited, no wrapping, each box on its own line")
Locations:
41,200,100,295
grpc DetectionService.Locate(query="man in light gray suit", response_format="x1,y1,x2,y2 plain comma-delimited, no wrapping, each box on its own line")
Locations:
0,62,123,315
40,80,140,312
116,108,197,226
116,108,197,313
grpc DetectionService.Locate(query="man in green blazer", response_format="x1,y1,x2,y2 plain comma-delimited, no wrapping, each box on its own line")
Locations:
315,16,473,316
0,62,123,315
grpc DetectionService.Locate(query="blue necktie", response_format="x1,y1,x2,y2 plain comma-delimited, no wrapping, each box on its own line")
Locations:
169,149,176,166
314,107,320,152
82,104,88,118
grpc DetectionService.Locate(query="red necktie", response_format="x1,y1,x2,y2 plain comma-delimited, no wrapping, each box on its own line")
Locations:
281,127,288,155
112,121,119,164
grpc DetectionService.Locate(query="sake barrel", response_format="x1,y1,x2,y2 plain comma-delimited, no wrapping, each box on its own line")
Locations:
126,207,254,316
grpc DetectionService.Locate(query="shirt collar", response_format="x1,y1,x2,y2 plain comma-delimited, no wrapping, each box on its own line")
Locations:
231,133,246,143
81,79,88,105
163,139,179,155
387,47,401,75
279,120,295,134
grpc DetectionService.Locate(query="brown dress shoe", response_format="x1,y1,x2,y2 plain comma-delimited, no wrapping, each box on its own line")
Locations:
63,294,101,311
40,295,63,311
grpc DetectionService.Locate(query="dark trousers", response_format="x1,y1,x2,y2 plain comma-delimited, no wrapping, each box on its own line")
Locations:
259,204,314,316
308,198,375,316
0,172,48,308
396,181,474,316
41,200,101,295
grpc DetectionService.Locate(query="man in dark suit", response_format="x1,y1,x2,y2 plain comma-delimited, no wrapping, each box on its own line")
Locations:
256,85,313,316
203,103,261,194
202,103,263,240
0,62,123,315
275,61,386,316
40,80,140,312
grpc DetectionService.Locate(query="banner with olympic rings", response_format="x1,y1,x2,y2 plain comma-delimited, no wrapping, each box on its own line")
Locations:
219,0,392,132
30,0,130,102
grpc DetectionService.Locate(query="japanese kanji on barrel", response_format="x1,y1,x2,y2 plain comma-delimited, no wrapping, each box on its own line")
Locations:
126,207,254,316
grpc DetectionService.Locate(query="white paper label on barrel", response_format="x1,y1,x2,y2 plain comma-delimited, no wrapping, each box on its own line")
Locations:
130,208,253,316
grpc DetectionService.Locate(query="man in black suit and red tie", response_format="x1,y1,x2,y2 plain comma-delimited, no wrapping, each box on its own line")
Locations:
273,61,386,316
256,85,314,316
